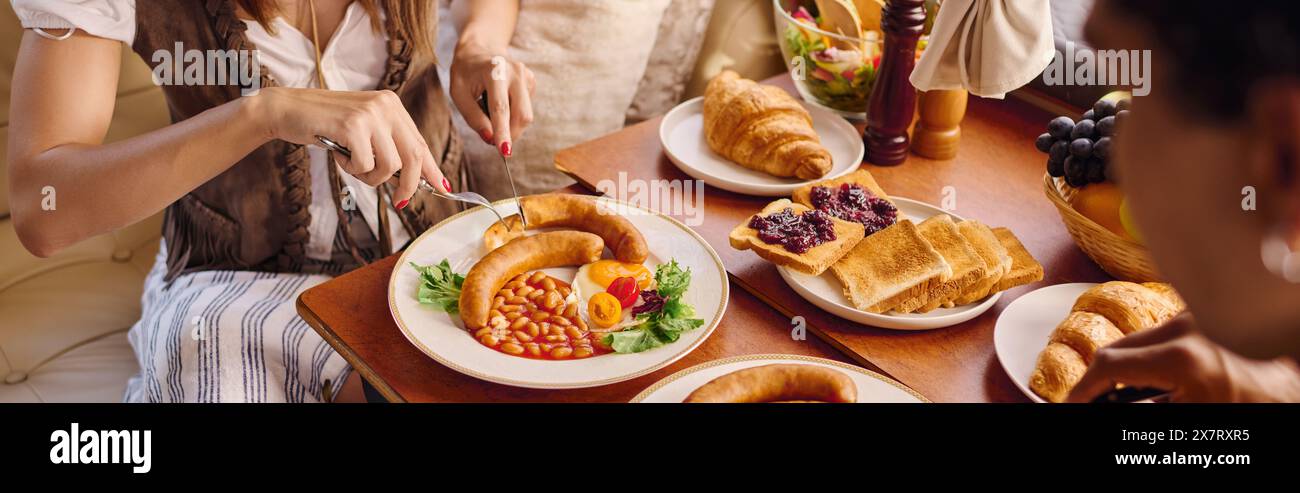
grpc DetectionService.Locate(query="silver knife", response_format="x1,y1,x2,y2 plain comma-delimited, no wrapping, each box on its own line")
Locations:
477,92,528,229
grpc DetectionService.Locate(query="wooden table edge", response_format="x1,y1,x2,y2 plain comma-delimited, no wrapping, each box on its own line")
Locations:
295,295,408,403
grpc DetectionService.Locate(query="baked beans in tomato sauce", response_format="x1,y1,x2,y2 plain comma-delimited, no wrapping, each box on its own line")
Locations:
473,271,611,360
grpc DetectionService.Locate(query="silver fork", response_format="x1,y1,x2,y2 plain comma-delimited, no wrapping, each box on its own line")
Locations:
315,135,515,230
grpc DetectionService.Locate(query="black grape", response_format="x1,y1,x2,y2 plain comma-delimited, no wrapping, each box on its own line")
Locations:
1081,109,1096,121
1071,119,1096,140
1093,98,1117,118
1035,133,1055,153
1047,157,1066,177
1094,136,1112,160
1049,140,1070,163
1064,156,1088,187
1097,115,1116,137
1069,138,1093,158
1048,116,1075,139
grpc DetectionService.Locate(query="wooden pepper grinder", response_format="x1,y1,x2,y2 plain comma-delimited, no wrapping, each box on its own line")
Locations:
912,89,968,160
863,0,927,165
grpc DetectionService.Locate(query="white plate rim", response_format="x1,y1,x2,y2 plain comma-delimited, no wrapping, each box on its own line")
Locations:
629,353,929,403
775,197,1002,331
993,282,1100,403
388,197,730,389
659,96,864,197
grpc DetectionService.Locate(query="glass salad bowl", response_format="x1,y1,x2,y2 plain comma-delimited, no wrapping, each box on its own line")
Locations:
773,0,930,119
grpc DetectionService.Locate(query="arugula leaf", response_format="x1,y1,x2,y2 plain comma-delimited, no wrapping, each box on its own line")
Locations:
653,260,692,300
410,260,464,314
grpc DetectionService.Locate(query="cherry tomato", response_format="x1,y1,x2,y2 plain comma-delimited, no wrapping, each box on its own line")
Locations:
606,276,640,308
587,292,623,328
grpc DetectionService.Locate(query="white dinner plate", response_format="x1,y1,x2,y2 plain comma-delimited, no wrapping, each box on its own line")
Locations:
631,354,927,403
993,283,1099,403
389,197,729,389
659,96,864,197
777,198,1002,330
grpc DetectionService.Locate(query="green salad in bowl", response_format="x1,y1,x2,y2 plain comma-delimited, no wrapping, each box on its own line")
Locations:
774,0,933,118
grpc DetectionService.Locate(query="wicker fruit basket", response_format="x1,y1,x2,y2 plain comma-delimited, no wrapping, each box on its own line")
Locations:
1042,173,1160,282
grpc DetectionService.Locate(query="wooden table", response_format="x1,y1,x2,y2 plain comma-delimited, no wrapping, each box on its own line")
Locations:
298,74,1108,402
297,185,853,403
553,76,1109,402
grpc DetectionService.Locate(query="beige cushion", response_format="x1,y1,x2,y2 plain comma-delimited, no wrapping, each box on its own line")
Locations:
624,0,716,124
0,223,159,402
0,331,140,403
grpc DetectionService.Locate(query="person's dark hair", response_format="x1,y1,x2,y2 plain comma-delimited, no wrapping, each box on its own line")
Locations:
1116,0,1299,121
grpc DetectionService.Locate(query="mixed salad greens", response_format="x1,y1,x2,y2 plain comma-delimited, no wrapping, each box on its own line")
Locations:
602,260,705,354
783,5,879,113
780,0,935,114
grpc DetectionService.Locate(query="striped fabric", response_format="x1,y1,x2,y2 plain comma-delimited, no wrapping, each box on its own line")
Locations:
123,246,349,402
123,203,389,403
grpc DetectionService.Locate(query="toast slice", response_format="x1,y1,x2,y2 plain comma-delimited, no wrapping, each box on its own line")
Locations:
829,220,952,314
950,220,1012,305
730,199,866,276
991,227,1044,292
792,168,895,209
910,215,989,313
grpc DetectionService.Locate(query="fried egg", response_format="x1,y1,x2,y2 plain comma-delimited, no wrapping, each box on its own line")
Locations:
571,260,656,329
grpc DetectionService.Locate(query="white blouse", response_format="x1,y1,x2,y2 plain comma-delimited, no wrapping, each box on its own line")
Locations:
13,0,411,260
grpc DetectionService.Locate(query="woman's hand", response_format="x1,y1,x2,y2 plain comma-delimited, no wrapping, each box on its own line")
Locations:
448,4,535,158
257,87,450,208
1066,314,1300,402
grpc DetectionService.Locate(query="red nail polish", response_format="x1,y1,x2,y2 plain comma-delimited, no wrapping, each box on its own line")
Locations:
395,199,409,210
441,177,452,192
500,141,512,157
479,129,493,143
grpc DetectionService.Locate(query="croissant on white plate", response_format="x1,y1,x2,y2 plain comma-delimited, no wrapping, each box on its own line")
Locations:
702,70,832,180
1029,281,1184,402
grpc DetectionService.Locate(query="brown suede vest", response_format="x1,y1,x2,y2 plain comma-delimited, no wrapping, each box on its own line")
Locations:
131,0,463,281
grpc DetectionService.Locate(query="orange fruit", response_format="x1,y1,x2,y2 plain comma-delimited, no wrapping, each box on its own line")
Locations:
1069,182,1137,242
1119,199,1144,244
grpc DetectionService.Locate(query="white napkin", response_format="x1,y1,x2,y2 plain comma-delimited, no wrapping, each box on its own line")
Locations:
909,0,1056,98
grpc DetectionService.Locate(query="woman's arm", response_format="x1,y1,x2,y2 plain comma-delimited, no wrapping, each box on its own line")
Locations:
7,31,270,257
8,30,448,257
449,0,535,156
458,0,519,51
